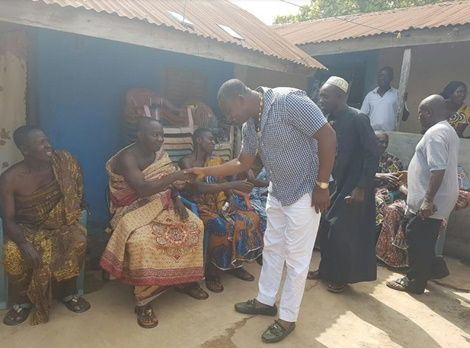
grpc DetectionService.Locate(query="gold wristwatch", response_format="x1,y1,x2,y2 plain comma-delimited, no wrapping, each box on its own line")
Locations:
316,181,329,189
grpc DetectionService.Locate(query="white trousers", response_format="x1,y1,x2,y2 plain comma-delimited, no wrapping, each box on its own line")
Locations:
256,193,321,322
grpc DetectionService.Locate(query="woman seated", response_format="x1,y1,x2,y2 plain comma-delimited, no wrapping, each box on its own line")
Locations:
179,128,264,293
374,132,405,229
440,81,470,138
375,181,409,269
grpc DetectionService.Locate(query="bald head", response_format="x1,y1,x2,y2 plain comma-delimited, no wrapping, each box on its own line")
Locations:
136,117,164,152
418,94,448,132
217,79,249,103
420,95,447,118
137,117,161,133
217,79,257,126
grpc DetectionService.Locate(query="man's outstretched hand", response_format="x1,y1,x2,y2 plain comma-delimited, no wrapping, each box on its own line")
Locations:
184,167,206,181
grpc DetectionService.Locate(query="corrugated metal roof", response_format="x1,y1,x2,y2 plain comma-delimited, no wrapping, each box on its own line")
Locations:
275,1,470,45
30,0,324,69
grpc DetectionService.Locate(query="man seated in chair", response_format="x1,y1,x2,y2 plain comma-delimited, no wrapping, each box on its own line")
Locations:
100,117,206,329
179,128,263,293
1,126,90,326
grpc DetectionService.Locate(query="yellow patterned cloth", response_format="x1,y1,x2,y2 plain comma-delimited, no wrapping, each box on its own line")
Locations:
3,151,87,325
449,104,470,130
100,148,204,305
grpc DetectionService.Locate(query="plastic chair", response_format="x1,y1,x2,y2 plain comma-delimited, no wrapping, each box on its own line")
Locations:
0,210,87,309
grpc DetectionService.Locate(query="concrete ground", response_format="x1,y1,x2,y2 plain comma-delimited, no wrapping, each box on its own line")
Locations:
1,252,470,348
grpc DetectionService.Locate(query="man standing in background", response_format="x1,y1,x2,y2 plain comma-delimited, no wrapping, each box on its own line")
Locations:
361,66,409,131
310,77,380,293
387,95,459,294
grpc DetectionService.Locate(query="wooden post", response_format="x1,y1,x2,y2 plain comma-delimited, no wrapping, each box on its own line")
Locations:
396,48,412,130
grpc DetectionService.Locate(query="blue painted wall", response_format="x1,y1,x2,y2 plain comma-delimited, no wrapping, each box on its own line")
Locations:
30,29,234,224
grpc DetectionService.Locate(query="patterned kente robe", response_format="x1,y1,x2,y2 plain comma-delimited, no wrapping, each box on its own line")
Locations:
3,151,87,325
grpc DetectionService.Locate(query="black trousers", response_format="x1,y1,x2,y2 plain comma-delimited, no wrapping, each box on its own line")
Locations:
406,214,442,291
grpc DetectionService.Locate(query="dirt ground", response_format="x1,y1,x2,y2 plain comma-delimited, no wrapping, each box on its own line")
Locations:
1,252,470,348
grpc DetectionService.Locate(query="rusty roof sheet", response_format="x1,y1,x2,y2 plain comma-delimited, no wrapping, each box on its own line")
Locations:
275,1,470,45
31,0,324,69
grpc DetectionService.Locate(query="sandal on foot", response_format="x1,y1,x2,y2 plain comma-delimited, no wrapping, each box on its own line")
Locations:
386,277,424,294
307,270,321,280
234,299,277,316
261,320,296,343
175,283,209,300
3,304,32,326
327,283,346,293
135,305,158,329
226,267,255,281
62,295,91,313
205,275,224,293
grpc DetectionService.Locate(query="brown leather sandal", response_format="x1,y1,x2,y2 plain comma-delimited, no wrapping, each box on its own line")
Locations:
135,305,159,329
205,275,224,293
3,304,32,326
175,283,209,300
62,295,91,313
226,267,255,281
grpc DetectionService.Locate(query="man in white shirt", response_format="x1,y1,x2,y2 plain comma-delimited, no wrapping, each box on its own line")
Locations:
387,95,459,294
361,67,409,131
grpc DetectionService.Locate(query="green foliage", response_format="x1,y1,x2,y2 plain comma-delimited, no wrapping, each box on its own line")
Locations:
274,0,450,24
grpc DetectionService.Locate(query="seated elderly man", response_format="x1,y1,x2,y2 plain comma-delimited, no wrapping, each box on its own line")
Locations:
100,117,206,329
1,126,90,326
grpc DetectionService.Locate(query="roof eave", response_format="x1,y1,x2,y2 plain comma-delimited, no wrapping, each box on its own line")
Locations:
0,0,323,73
299,25,470,56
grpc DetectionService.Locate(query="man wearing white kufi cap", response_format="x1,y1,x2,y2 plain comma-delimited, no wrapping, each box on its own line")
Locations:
324,76,349,94
307,76,381,293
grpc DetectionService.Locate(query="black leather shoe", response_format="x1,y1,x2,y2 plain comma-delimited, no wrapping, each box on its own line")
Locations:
234,299,277,316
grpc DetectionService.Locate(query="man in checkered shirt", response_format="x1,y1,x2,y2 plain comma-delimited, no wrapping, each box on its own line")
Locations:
188,79,336,343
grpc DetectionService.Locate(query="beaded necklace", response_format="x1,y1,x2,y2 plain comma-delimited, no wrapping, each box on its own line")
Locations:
255,92,264,133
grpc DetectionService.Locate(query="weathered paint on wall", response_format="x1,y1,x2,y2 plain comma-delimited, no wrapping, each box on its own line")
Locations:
378,42,470,135
30,28,234,224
